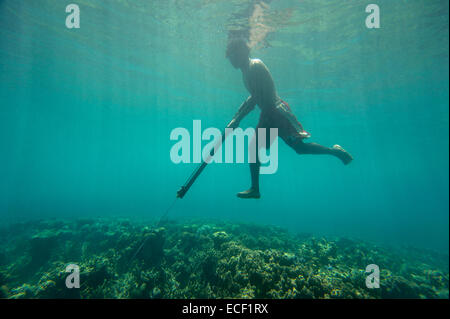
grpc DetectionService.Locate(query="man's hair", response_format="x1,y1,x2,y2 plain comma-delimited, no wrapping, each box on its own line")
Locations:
226,38,250,58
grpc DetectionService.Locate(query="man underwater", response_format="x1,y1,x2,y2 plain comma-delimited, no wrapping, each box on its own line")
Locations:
226,38,353,199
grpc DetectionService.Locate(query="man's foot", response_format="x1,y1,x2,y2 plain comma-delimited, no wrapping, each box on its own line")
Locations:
333,145,353,165
237,188,261,199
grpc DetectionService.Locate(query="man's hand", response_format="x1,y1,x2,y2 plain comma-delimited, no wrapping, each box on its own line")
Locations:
228,97,255,129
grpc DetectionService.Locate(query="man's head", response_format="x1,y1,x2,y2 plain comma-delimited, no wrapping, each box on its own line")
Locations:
226,38,250,69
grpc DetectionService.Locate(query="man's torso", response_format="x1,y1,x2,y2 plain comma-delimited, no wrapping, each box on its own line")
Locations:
242,59,280,110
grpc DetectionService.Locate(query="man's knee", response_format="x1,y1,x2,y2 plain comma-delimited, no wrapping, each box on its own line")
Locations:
287,138,306,154
294,144,307,154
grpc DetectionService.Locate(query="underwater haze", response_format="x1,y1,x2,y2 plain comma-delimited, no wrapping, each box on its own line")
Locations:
0,0,448,260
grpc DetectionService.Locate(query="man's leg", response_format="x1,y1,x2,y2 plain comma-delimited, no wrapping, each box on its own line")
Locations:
290,140,353,165
237,125,269,199
237,161,261,199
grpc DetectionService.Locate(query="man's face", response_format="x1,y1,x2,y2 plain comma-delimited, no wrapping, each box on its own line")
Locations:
226,50,241,69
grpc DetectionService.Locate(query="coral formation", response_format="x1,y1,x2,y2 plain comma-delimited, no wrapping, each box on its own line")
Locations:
0,218,447,299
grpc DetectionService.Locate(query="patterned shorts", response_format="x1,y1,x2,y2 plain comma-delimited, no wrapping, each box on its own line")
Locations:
256,100,310,147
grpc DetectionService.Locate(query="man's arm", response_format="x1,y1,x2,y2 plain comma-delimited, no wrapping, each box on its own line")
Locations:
227,96,256,128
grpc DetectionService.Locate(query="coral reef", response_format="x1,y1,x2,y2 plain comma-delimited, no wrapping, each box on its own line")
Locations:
0,218,447,299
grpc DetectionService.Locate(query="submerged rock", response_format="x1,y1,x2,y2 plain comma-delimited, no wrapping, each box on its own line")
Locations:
197,224,213,236
0,218,447,299
0,285,9,298
382,276,421,298
136,227,166,265
151,287,162,299
212,231,230,247
29,235,58,267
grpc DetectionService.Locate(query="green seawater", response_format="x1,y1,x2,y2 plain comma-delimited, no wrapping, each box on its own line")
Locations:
0,0,448,299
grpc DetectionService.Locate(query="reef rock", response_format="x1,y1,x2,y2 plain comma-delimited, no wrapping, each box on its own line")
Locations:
138,227,166,265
